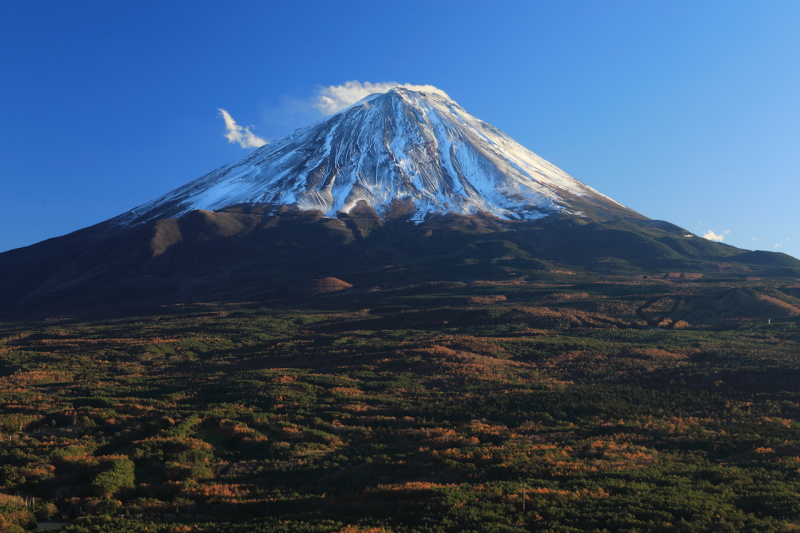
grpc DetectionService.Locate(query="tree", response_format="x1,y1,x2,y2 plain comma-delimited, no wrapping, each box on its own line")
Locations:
91,459,135,499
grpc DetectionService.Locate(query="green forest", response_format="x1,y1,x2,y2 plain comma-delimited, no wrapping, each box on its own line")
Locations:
2,271,800,532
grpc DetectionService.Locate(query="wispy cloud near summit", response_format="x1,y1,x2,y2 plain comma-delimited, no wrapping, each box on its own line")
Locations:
219,109,268,149
703,229,730,242
314,81,449,115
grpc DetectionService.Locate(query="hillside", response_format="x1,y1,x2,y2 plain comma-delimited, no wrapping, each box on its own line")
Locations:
3,203,799,315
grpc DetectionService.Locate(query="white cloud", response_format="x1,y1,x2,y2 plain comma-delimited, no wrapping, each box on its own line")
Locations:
775,243,783,248
314,81,450,115
703,230,727,242
219,109,268,149
251,81,451,139
752,236,757,241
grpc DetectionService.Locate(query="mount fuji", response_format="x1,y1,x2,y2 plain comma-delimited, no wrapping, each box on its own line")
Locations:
2,86,798,313
114,87,639,227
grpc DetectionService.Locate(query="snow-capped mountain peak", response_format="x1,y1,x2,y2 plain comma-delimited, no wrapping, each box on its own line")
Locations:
114,86,634,227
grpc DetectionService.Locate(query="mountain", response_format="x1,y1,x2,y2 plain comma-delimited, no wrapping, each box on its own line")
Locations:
1,87,798,313
112,87,639,228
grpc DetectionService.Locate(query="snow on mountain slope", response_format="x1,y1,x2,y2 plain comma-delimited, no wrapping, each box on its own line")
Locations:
114,87,631,227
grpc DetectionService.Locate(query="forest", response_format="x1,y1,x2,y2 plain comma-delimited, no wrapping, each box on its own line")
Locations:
2,269,800,532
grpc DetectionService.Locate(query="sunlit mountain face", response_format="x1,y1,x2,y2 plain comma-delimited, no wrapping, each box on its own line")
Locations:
114,87,639,228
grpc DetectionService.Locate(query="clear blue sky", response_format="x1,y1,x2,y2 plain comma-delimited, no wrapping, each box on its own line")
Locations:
2,1,798,258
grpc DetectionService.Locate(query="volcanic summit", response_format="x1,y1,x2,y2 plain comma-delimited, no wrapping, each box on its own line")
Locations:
114,87,639,227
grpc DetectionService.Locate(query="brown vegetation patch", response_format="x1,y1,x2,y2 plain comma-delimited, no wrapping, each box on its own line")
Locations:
409,345,459,357
291,277,353,297
330,387,363,397
542,293,590,302
677,289,800,324
628,348,688,361
718,289,800,319
179,483,255,504
469,280,528,287
0,494,27,505
0,371,73,386
432,336,510,358
408,344,526,383
467,295,507,305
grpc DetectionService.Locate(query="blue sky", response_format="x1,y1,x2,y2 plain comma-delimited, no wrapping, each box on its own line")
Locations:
2,1,798,258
